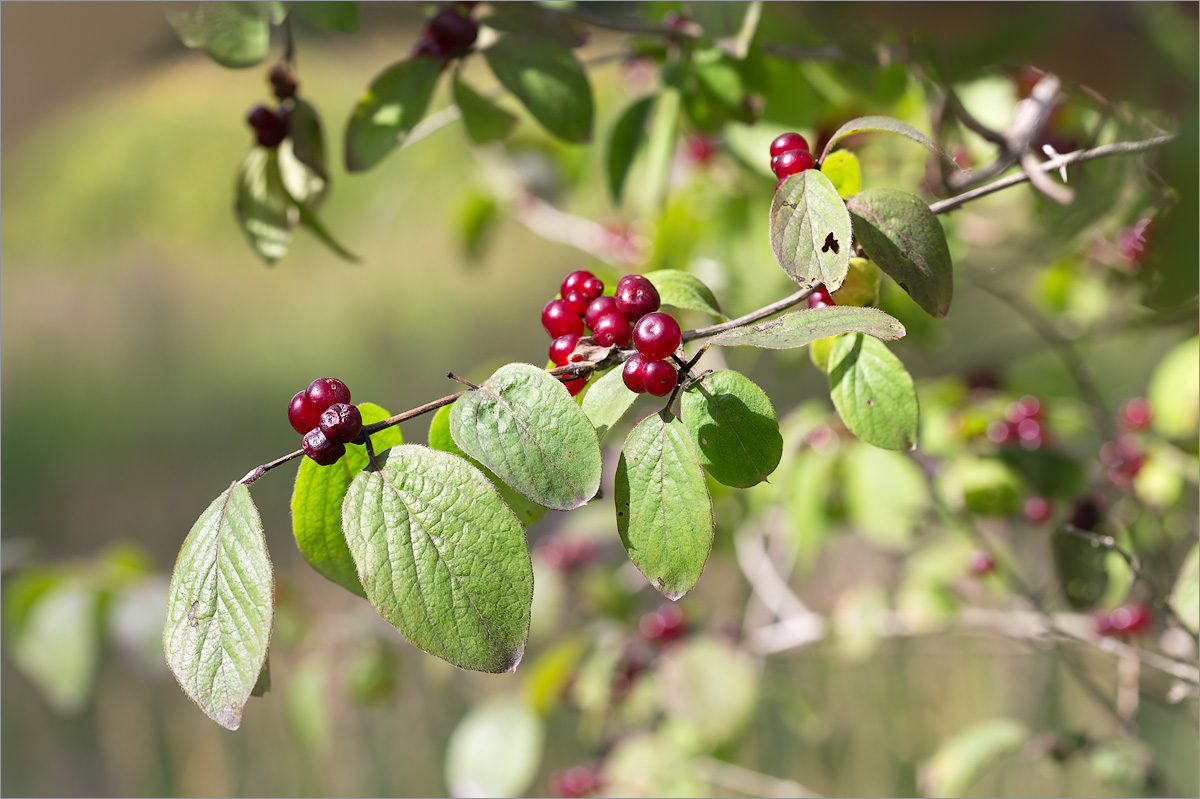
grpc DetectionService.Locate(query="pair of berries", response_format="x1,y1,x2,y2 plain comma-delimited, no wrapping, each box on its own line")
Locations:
986,395,1048,450
1092,601,1153,638
246,65,298,148
288,377,364,466
770,131,815,183
412,4,478,60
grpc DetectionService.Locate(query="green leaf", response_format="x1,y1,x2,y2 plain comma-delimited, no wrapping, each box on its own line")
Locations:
286,656,332,753
657,635,759,749
342,446,533,673
483,35,594,143
819,114,957,168
581,366,637,443
345,57,442,172
455,190,499,261
1148,336,1199,440
444,698,545,798
234,147,293,264
292,199,360,262
428,404,547,526
1053,528,1109,610
615,411,715,600
288,97,328,182
453,72,518,145
1170,543,1199,634
692,47,753,124
830,256,881,307
290,1,359,33
711,305,906,349
167,2,272,68
291,403,402,597
482,3,589,48
920,718,1029,798
828,333,919,451
11,580,100,715
638,84,681,211
820,150,862,198
164,484,273,730
449,363,602,511
848,188,954,318
644,269,725,320
770,169,853,290
607,96,655,205
602,731,707,798
843,443,930,549
681,370,782,487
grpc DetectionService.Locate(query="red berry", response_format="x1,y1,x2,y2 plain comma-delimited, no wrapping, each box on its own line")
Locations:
585,295,619,331
1005,395,1042,422
1024,495,1053,524
1095,602,1153,637
542,299,585,338
549,333,581,366
641,359,678,397
640,604,685,643
549,765,603,799
622,353,648,393
563,290,591,315
561,270,595,298
967,549,996,577
1101,437,1144,488
246,105,289,148
685,133,718,166
428,6,477,54
1069,495,1104,531
808,284,836,309
770,132,810,158
592,313,632,348
1116,218,1154,265
302,428,346,466
306,378,352,414
1118,397,1153,431
771,149,815,179
269,64,297,101
288,390,321,435
560,375,587,397
632,312,682,359
247,104,275,131
579,275,605,301
318,403,363,445
614,274,660,321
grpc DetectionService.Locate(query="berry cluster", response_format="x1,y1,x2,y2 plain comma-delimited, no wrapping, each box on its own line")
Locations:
542,270,684,398
1092,601,1153,638
412,3,478,61
245,65,297,149
288,377,363,465
986,395,1048,450
769,131,815,186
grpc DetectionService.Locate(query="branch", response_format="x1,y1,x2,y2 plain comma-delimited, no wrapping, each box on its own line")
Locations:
682,286,817,342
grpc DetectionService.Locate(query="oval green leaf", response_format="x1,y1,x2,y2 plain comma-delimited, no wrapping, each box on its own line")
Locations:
444,698,545,798
291,402,403,597
288,97,328,182
453,72,517,145
483,35,594,143
341,446,533,673
449,363,602,511
770,169,853,290
920,719,1029,798
828,333,919,451
644,269,725,320
607,96,655,205
581,366,637,443
681,370,782,488
819,114,958,169
235,147,293,264
345,56,442,172
820,150,862,198
1052,528,1109,610
1148,336,1199,440
167,2,272,68
615,411,715,600
428,404,547,526
11,580,100,715
164,484,273,730
710,305,906,349
848,188,954,318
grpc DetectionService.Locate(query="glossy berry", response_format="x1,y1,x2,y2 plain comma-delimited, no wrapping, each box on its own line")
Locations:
633,312,682,359
560,375,587,397
584,295,619,331
1023,495,1053,524
622,353,648,393
246,104,289,148
808,284,836,309
563,290,591,315
269,64,297,100
428,6,478,54
549,333,581,366
967,549,996,578
1069,495,1103,531
542,299,585,338
771,148,816,179
302,428,346,466
579,275,605,301
770,131,810,158
318,403,363,445
614,274,660,322
561,270,598,299
591,313,632,347
288,390,322,435
306,377,352,412
1093,602,1152,638
1118,397,1153,431
641,358,678,397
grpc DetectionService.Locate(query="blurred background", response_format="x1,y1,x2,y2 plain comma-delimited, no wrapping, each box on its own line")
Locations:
2,2,1197,797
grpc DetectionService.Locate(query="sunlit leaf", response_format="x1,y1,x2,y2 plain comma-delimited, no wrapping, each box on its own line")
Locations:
234,147,293,264
644,269,725,320
11,580,100,715
681,370,782,487
581,366,637,443
821,150,862,198
711,305,905,349
770,169,853,290
453,72,518,145
345,57,442,172
445,698,544,798
607,96,655,205
828,333,919,451
1170,543,1199,634
819,114,957,168
484,35,593,143
920,718,1029,798
167,2,273,68
1148,336,1199,440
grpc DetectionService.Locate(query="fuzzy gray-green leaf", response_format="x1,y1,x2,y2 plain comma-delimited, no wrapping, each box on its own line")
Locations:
681,370,782,487
770,169,853,291
710,305,905,349
828,333,919,451
581,366,637,443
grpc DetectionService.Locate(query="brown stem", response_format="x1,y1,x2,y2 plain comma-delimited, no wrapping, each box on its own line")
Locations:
682,286,817,342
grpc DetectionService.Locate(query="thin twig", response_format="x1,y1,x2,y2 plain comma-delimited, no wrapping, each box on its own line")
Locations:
682,286,817,342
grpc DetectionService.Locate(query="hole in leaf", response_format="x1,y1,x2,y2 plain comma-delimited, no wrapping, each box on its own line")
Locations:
821,232,840,254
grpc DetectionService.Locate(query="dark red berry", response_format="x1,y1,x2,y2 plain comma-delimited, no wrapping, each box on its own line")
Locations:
640,604,686,643
549,333,581,366
770,132,810,158
585,295,619,331
592,313,632,348
1024,495,1053,524
561,270,595,298
1118,397,1153,431
632,312,682,359
542,299,585,338
967,549,996,577
289,391,321,435
247,104,275,131
614,274,660,321
772,149,816,179
428,6,478,54
302,428,346,466
268,64,297,101
318,402,363,445
560,375,587,397
641,358,678,397
1069,495,1104,531
623,353,648,393
563,290,591,315
1094,602,1153,638
246,105,289,148
306,377,352,413
808,284,836,309
412,32,452,59
579,275,605,301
